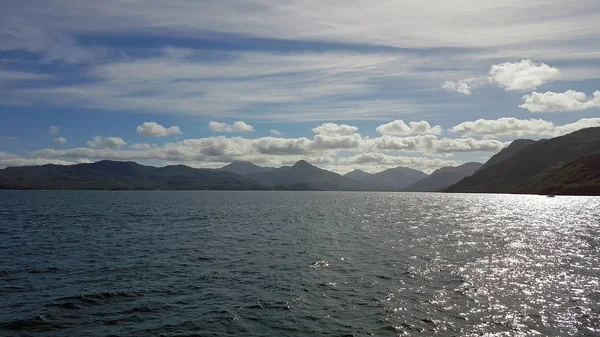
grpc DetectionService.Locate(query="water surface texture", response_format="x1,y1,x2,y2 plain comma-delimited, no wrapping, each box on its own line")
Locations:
1,191,599,336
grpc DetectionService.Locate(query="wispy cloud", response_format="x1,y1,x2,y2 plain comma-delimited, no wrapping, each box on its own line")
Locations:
3,1,600,59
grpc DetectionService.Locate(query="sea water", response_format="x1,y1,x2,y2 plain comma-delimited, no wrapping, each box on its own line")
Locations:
1,191,599,336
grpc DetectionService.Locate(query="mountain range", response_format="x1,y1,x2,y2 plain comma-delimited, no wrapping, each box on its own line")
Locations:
0,160,266,190
2,127,600,194
0,159,477,192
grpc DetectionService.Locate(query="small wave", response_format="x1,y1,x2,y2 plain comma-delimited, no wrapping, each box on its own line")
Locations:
243,300,291,311
310,260,329,268
119,304,171,315
320,282,337,287
0,315,68,332
46,291,142,309
0,267,64,276
27,266,63,274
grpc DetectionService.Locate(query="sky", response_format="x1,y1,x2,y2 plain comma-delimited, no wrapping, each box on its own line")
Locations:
1,0,600,173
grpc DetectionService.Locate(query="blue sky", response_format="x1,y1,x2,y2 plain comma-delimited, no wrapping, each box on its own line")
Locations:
1,0,599,173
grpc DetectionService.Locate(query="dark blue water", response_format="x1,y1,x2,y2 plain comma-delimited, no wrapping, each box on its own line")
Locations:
1,191,599,336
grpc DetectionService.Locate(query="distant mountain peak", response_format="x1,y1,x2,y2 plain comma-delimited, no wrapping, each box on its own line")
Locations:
245,160,370,191
218,160,273,175
292,160,313,168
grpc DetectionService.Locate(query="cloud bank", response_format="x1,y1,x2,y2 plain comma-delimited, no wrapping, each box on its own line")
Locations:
450,117,600,137
376,120,442,136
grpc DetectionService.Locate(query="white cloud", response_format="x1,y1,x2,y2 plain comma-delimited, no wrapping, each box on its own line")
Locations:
53,137,67,145
432,137,508,153
312,123,358,136
444,60,560,95
450,117,600,137
553,118,600,136
209,121,254,133
136,122,182,137
489,59,559,91
251,137,312,155
50,125,59,134
520,90,600,113
376,120,442,136
129,143,154,150
86,136,126,150
450,117,555,137
312,134,363,150
269,129,283,136
367,135,507,153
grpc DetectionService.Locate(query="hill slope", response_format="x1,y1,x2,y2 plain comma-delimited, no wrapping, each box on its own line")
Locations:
0,160,266,190
402,162,483,192
520,155,600,195
247,160,370,191
446,127,600,194
477,139,537,172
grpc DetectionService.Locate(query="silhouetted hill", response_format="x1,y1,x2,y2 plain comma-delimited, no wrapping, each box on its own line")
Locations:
477,139,537,172
402,162,483,192
344,166,427,191
218,161,274,175
446,127,600,194
368,167,428,190
0,160,266,190
246,160,370,191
